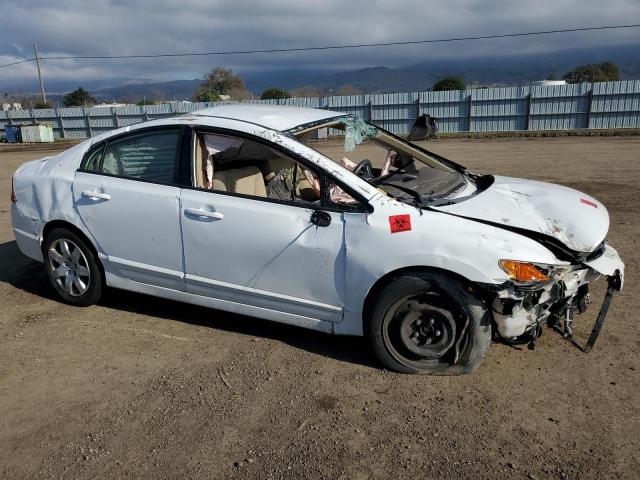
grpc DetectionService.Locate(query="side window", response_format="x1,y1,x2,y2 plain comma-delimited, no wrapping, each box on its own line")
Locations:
82,144,104,172
89,130,181,184
193,132,321,205
192,131,366,210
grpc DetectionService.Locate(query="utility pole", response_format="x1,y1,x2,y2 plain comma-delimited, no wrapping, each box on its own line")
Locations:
34,42,47,105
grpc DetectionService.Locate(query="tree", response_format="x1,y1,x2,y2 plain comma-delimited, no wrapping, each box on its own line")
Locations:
192,67,248,101
136,98,156,106
334,84,362,96
193,90,222,102
291,86,323,98
116,95,137,105
3,92,21,104
34,100,54,109
63,87,96,107
432,76,466,91
147,88,167,102
260,88,291,100
563,62,620,84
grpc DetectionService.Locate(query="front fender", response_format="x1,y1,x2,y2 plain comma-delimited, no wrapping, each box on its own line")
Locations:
336,197,562,335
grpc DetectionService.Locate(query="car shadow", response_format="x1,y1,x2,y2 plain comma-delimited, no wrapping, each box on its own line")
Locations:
0,239,58,300
0,240,375,369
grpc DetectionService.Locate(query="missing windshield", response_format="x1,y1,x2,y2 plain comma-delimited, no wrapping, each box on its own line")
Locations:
292,117,467,207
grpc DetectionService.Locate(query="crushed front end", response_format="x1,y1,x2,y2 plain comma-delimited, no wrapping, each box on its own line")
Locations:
488,243,624,350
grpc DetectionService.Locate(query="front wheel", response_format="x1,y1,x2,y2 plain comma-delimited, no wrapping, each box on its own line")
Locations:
366,271,491,375
43,228,103,306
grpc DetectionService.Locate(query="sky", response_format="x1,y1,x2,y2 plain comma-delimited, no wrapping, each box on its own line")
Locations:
1,0,639,89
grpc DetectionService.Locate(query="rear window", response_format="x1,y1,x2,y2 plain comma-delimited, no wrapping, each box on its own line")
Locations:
82,129,181,185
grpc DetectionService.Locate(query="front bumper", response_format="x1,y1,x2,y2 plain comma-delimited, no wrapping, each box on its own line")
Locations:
492,243,624,344
584,244,624,288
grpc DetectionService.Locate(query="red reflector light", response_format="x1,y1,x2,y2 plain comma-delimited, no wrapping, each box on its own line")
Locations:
11,179,17,203
580,198,597,208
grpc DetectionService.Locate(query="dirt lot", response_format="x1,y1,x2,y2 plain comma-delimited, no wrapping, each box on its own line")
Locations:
1,137,638,479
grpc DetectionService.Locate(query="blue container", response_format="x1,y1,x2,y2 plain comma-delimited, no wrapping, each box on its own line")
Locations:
5,126,20,143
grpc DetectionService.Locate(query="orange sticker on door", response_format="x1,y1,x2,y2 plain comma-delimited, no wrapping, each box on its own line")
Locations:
389,214,411,233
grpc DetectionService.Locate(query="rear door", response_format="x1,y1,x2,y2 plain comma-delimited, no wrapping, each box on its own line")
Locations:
73,127,185,291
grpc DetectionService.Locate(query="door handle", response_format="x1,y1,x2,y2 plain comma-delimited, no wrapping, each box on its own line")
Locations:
81,191,111,201
185,208,224,220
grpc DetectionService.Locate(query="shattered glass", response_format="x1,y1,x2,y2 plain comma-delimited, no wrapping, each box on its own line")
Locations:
344,117,378,152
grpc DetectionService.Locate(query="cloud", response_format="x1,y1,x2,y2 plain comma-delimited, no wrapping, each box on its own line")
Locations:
2,0,639,88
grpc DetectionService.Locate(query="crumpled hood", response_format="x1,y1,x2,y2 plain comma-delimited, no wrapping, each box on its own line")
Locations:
433,176,609,254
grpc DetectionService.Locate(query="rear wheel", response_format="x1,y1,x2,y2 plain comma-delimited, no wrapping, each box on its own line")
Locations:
43,228,103,306
366,271,491,375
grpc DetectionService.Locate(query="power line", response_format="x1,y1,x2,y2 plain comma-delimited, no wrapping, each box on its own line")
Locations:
0,58,33,68
1,23,639,69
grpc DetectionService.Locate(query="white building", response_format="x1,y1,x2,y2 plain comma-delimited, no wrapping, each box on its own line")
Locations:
532,80,568,87
2,102,22,111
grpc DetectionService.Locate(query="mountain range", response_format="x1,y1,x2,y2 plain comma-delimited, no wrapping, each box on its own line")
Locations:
4,44,638,103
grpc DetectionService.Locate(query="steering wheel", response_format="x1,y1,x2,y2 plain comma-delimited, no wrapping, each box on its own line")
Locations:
353,159,374,181
371,152,414,185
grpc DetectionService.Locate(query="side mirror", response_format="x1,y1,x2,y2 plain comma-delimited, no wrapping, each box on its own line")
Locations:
408,114,437,141
310,210,331,227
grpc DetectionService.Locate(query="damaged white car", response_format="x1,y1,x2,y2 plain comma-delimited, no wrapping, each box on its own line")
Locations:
11,105,624,374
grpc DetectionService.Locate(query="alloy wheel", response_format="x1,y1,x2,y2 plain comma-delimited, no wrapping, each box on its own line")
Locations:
47,238,91,297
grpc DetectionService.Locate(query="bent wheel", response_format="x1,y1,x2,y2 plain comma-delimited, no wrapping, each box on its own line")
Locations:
386,296,456,360
367,271,491,375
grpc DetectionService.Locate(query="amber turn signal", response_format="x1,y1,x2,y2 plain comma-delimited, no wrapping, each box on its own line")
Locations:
499,260,549,283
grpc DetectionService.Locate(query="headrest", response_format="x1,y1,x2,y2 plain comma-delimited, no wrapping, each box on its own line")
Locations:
213,141,280,170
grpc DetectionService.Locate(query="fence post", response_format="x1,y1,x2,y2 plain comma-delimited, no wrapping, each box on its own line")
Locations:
83,107,93,137
30,108,36,125
467,93,473,132
416,94,421,118
525,93,532,131
112,107,120,128
368,100,373,123
56,108,66,138
7,110,12,127
585,87,594,129
144,105,150,121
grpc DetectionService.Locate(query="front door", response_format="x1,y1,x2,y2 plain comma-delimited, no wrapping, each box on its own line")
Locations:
180,189,345,322
73,128,185,291
179,129,348,323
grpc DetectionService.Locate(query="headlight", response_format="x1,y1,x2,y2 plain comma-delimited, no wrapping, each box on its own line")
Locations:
499,260,550,284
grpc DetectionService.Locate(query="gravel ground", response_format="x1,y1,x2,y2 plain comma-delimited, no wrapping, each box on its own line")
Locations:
0,136,638,480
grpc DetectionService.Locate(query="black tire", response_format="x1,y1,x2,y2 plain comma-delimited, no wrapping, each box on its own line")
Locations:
43,227,103,306
366,271,491,375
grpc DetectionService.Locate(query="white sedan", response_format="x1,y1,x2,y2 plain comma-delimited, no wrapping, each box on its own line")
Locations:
11,105,624,374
